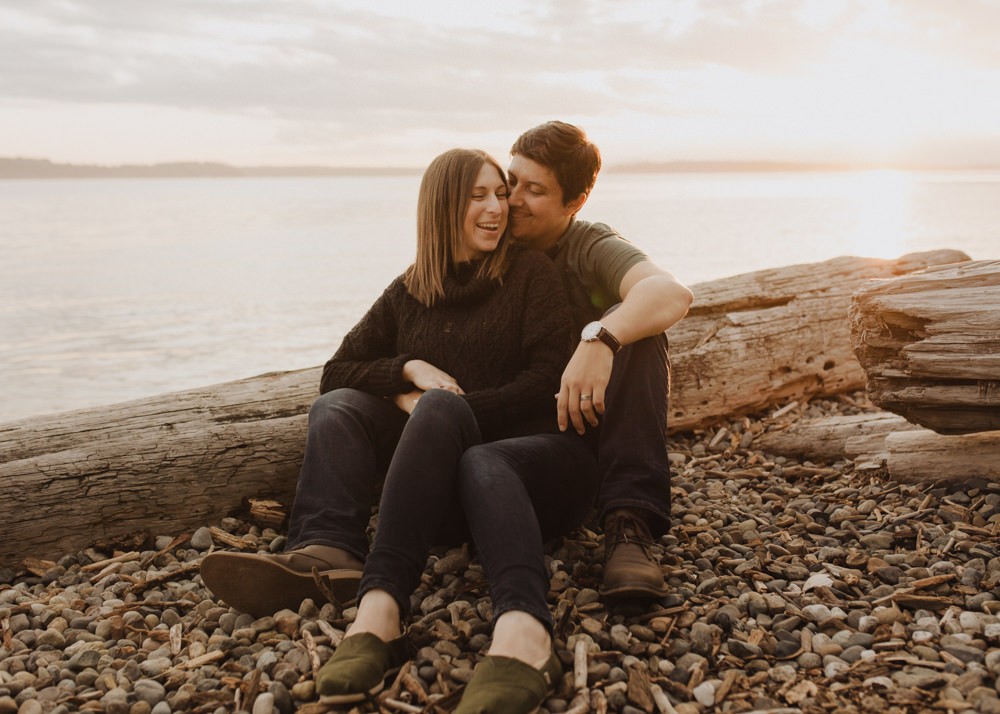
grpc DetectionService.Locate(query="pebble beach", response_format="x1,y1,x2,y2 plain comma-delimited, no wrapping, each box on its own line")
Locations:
3,391,1000,714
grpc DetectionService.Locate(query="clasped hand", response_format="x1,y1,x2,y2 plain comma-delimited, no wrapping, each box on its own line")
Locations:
393,359,464,414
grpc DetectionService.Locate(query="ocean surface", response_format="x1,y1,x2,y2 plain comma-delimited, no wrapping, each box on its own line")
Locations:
2,170,997,423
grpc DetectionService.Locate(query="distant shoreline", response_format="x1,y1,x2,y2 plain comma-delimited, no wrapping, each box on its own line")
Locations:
2,157,997,179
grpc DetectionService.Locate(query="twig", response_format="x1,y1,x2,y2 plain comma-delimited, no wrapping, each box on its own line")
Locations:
208,526,251,549
400,669,428,703
889,508,936,525
706,469,770,480
771,401,799,419
302,629,321,679
574,639,589,691
315,618,344,646
80,551,141,572
169,623,183,656
175,650,225,671
650,684,679,714
128,560,202,595
140,533,190,569
714,669,741,703
564,693,591,714
243,669,262,711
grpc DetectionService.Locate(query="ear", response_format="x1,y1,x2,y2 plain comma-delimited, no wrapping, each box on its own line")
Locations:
563,191,588,216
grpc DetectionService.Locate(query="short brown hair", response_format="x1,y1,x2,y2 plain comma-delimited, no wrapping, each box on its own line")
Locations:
510,121,601,205
405,148,512,306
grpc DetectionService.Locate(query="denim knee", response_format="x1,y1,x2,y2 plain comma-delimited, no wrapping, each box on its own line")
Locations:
308,387,371,422
411,389,477,430
414,388,468,412
457,444,503,481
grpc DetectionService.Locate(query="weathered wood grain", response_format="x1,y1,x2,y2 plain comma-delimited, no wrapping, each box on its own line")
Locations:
756,412,919,464
0,372,316,566
883,430,1000,483
850,259,1000,434
754,410,1000,484
668,249,968,431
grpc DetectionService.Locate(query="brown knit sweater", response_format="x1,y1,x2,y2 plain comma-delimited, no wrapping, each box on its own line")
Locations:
320,248,572,441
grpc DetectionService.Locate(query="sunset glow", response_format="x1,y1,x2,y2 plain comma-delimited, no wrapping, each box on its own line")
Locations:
1,0,998,168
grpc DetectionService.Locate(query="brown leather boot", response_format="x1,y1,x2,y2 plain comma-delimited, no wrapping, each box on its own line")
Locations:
200,544,363,617
599,509,668,598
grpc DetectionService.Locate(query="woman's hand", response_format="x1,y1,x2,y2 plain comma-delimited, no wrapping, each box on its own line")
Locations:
392,389,425,415
402,360,465,394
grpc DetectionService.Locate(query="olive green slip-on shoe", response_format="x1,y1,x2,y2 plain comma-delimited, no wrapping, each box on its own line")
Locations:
317,632,414,704
454,652,562,714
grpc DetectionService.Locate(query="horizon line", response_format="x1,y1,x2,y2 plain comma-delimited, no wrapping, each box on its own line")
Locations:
2,156,998,179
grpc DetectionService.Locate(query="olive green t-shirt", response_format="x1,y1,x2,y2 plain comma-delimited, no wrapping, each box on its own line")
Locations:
545,218,648,333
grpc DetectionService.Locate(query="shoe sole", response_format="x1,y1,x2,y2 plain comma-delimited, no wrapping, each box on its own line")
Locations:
599,582,669,599
200,552,361,617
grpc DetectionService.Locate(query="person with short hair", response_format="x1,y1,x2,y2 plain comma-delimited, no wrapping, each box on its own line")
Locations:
505,121,693,599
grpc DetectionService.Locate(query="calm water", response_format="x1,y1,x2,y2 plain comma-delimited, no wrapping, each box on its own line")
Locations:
1,171,997,423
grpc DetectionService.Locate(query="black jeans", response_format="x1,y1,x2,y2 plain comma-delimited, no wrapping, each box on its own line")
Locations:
286,388,598,629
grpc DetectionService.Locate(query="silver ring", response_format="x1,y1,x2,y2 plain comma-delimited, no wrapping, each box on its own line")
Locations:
580,394,593,401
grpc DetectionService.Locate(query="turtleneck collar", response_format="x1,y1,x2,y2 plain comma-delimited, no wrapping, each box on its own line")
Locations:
436,259,498,306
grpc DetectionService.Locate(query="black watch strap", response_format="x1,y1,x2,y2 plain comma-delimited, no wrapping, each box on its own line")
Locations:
582,321,622,354
596,326,622,354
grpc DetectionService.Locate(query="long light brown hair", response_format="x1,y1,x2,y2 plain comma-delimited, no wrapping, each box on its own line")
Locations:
405,149,513,306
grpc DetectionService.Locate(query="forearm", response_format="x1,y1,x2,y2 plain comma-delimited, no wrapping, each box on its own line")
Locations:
600,275,692,345
319,354,414,395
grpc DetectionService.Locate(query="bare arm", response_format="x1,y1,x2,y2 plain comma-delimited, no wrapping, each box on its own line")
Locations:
557,260,693,434
601,261,693,343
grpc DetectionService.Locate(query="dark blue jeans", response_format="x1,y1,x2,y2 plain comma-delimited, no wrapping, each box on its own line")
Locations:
286,388,598,629
596,330,672,535
481,329,672,536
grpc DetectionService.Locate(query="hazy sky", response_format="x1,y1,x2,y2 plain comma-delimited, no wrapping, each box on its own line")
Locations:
2,0,999,167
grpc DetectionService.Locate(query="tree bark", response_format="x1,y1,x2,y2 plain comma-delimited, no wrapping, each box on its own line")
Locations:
850,259,1000,434
0,249,968,566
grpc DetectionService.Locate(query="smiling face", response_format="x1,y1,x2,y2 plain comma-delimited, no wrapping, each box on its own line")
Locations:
458,163,509,261
507,154,586,251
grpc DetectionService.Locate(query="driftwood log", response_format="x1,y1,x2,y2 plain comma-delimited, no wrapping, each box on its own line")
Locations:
850,260,1000,434
755,411,920,465
0,371,313,568
667,249,966,430
757,411,1000,483
0,249,968,565
878,430,1000,483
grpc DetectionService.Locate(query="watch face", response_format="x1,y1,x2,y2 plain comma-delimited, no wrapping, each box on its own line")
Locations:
581,322,601,340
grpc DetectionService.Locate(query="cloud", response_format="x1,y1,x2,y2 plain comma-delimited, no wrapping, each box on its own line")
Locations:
1,0,998,165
